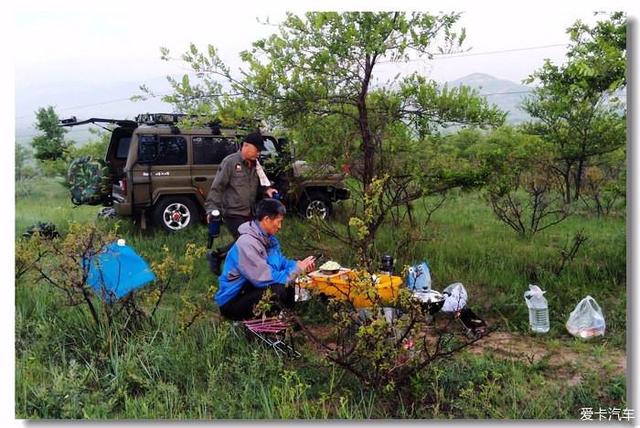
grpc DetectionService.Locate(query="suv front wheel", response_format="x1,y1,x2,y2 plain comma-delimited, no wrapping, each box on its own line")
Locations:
153,196,198,232
300,192,332,220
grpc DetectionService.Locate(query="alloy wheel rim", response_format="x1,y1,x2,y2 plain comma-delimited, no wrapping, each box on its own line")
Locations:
163,203,191,230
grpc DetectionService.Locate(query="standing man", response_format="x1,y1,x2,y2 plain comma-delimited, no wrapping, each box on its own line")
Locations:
205,132,277,273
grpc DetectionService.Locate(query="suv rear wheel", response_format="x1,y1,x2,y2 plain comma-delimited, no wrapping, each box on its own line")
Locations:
153,196,198,232
301,192,332,220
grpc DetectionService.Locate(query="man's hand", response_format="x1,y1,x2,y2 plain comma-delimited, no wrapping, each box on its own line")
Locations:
297,256,316,273
266,187,278,198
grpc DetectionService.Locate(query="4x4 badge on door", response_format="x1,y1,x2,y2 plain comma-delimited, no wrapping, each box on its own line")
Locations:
142,171,170,177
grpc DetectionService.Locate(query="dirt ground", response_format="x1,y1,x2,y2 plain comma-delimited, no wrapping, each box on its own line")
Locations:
301,322,626,387
469,331,626,386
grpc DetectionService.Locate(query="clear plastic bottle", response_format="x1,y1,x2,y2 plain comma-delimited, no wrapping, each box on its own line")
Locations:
524,284,549,333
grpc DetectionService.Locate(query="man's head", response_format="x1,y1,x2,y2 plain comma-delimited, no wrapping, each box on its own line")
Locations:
256,198,286,235
240,132,265,162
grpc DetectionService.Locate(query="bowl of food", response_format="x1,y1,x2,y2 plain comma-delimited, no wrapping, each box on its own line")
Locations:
319,260,342,275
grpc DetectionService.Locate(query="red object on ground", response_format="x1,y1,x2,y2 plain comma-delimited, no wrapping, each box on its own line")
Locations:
243,317,291,334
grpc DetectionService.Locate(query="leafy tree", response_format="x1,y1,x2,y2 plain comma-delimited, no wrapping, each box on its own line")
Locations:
480,127,571,237
68,128,110,160
158,12,504,263
31,106,71,162
15,143,33,180
522,12,626,203
580,147,626,216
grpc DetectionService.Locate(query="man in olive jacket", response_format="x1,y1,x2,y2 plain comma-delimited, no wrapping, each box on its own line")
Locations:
205,132,277,239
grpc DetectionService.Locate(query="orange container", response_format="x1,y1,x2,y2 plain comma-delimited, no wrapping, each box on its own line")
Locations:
305,269,403,309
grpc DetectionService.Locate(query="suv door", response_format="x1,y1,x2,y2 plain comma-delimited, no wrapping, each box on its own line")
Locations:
190,135,239,204
105,127,134,179
131,134,192,206
106,127,135,203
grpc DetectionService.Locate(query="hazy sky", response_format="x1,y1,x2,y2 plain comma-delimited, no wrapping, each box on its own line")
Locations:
9,0,640,135
14,0,637,88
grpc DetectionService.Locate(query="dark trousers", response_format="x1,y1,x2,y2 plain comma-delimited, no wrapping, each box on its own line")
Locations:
224,215,252,240
219,282,295,321
215,215,252,256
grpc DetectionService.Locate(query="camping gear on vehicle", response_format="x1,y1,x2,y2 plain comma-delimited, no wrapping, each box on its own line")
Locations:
441,282,468,312
406,261,432,291
412,289,445,315
455,307,488,338
67,156,112,206
83,239,156,303
566,296,606,339
524,284,550,333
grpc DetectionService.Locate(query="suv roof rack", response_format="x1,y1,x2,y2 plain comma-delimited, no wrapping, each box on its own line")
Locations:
59,113,266,134
135,113,261,130
59,116,138,128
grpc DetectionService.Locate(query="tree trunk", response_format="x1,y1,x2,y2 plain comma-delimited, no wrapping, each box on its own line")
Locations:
358,59,375,193
562,162,573,204
573,159,585,201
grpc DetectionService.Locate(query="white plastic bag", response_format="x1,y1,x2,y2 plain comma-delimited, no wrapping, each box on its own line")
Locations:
566,296,606,339
441,282,468,312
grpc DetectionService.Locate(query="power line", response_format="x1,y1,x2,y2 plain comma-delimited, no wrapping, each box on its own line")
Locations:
379,43,566,64
15,43,557,129
481,89,534,96
432,43,566,59
16,43,563,117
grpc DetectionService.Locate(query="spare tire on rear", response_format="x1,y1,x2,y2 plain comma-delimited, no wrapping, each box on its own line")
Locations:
67,156,112,206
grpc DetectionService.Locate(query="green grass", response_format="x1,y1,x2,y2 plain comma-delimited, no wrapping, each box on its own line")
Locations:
15,177,627,419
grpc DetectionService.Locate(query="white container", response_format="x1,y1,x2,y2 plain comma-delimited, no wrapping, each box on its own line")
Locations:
524,284,549,333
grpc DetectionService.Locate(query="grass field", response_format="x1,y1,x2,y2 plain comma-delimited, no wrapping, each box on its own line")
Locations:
15,177,627,419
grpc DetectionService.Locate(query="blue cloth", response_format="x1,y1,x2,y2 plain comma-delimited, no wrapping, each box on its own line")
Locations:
406,260,432,291
215,221,300,308
84,242,156,302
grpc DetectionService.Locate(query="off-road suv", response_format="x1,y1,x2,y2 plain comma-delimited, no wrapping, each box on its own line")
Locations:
61,113,349,232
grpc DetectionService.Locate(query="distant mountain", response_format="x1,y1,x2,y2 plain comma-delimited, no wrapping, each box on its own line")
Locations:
447,73,534,124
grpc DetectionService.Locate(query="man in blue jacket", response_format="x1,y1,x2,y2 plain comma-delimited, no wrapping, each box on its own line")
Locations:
216,198,316,320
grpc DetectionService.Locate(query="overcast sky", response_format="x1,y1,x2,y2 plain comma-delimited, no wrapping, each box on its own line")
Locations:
8,0,640,129
10,0,638,137
15,1,634,87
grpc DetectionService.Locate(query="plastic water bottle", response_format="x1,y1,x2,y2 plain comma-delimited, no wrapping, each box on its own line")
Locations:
524,284,549,333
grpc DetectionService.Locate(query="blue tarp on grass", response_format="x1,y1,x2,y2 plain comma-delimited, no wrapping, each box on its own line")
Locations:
84,241,156,302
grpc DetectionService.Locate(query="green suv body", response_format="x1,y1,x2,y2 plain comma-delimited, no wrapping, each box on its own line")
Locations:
62,114,350,232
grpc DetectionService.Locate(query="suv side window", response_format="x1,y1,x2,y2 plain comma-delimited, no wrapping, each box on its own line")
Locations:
116,137,131,159
192,136,237,165
138,135,187,165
